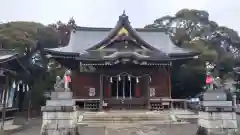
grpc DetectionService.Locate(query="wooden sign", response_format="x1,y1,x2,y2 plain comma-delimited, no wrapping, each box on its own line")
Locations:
79,64,96,72
89,88,96,97
150,88,155,97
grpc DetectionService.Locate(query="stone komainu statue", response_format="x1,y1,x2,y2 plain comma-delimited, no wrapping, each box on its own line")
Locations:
54,76,64,90
54,70,71,91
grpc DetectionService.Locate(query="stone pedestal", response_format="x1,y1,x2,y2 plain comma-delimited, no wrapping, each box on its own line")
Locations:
41,91,78,135
198,112,237,134
233,95,237,111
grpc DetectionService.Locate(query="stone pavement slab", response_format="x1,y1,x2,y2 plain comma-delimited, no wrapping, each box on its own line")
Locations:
78,123,198,135
10,125,40,135
3,120,22,131
8,118,41,135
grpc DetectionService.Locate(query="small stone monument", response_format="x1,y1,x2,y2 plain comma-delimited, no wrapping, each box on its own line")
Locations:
41,70,78,135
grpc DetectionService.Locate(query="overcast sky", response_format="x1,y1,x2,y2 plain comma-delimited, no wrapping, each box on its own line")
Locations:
1,0,240,32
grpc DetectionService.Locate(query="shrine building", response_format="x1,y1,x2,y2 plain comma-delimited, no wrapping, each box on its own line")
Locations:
44,13,199,110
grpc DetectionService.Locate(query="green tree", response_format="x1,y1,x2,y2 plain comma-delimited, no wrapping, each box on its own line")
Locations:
48,17,76,46
146,9,240,97
0,22,60,54
0,21,61,109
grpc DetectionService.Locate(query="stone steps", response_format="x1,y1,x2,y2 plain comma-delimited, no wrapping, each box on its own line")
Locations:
80,111,170,123
77,122,198,135
82,116,168,121
46,100,75,106
78,120,181,124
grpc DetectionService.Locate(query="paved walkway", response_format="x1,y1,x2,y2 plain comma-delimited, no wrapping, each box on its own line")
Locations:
11,125,40,135
3,120,22,131
9,118,41,135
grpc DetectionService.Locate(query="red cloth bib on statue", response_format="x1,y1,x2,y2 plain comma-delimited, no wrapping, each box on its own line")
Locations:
65,75,71,83
206,75,213,84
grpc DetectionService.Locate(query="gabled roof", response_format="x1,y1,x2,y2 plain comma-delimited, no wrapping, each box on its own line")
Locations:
45,13,199,60
86,13,161,51
76,49,171,61
0,49,18,63
0,49,30,76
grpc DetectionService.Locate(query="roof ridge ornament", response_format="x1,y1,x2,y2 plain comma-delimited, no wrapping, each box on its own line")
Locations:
122,10,126,16
119,10,129,22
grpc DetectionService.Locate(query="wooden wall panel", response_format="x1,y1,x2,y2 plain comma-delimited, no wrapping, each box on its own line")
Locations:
71,72,100,98
70,67,171,99
149,69,170,97
103,76,111,97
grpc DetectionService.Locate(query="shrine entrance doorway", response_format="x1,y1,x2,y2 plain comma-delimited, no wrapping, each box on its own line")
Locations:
103,75,148,110
110,75,137,99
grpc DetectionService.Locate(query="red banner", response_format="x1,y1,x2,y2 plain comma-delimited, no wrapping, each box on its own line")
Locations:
106,84,111,97
135,87,140,97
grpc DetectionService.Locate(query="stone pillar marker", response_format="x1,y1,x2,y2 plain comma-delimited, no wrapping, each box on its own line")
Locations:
232,94,237,111
41,72,78,135
183,101,187,110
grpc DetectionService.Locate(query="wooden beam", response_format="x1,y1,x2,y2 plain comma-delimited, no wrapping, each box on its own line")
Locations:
168,66,172,98
147,75,150,110
99,75,103,110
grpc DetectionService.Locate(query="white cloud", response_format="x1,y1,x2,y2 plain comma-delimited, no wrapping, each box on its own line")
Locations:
0,0,239,33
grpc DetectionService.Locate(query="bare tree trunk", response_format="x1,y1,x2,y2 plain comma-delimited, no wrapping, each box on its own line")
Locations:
27,90,31,121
